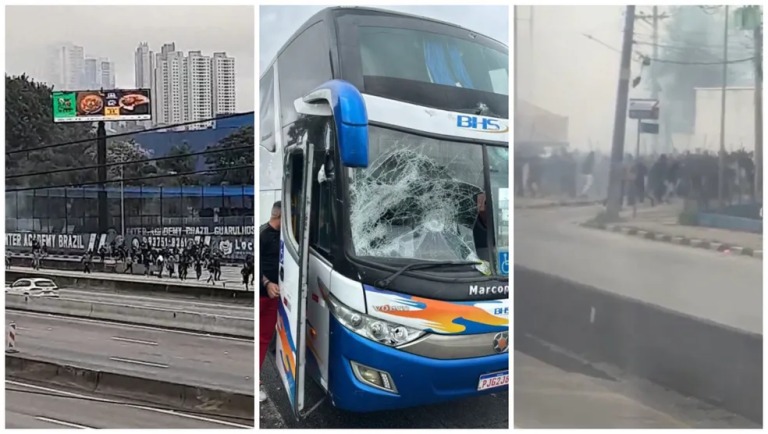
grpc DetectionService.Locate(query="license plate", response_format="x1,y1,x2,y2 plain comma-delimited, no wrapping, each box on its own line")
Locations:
477,370,509,391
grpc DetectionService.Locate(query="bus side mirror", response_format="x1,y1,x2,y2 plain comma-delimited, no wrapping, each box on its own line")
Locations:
295,80,369,169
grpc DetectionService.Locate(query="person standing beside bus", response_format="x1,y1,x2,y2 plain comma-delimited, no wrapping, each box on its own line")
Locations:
260,201,281,403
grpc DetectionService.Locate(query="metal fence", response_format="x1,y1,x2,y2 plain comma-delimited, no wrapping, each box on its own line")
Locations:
6,185,254,234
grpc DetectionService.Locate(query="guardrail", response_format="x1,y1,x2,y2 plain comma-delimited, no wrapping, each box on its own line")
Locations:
5,269,252,301
514,265,762,424
6,294,254,339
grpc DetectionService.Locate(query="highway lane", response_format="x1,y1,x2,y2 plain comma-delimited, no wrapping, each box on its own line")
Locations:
514,206,762,333
53,288,254,319
7,265,250,290
7,310,254,395
6,381,253,429
514,338,757,428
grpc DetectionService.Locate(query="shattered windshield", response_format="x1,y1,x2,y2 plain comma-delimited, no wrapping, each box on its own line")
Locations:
488,146,509,275
347,126,497,266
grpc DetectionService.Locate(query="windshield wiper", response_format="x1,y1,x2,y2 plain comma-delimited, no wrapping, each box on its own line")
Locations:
375,260,481,289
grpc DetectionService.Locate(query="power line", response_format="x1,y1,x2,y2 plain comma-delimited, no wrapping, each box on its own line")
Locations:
633,40,754,51
6,145,253,180
584,33,755,65
638,54,755,65
5,165,254,193
6,111,254,156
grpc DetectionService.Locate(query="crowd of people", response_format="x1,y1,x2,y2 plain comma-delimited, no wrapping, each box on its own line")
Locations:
515,148,758,209
25,237,255,289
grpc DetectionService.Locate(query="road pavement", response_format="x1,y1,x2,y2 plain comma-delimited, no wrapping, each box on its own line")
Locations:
514,206,762,333
259,351,508,428
7,311,254,395
514,336,757,428
8,265,250,290
6,381,252,429
51,288,254,317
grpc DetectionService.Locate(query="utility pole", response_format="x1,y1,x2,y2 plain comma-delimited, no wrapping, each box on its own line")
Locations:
97,120,108,234
529,6,535,101
754,15,763,202
718,5,730,210
651,6,660,154
604,6,636,221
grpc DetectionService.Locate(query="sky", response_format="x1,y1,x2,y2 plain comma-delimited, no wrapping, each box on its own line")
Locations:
516,5,628,151
6,5,255,112
259,5,509,75
516,5,754,152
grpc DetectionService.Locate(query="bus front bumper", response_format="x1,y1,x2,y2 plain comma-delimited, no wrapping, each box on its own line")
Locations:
327,316,508,412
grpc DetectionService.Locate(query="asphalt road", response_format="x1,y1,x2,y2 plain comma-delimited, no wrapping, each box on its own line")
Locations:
514,206,762,333
6,381,253,429
514,336,757,428
259,351,509,429
8,265,250,291
7,310,254,395
53,288,254,318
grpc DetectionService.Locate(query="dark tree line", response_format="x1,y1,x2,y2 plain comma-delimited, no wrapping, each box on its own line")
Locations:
6,74,254,189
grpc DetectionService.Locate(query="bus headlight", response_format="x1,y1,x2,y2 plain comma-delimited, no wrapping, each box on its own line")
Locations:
328,294,424,347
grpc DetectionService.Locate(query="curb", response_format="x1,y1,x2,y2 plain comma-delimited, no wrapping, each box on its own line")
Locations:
515,200,602,210
582,221,763,259
6,353,255,422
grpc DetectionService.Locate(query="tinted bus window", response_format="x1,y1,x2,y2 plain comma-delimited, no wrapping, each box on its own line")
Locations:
277,22,333,127
359,26,508,95
259,67,275,150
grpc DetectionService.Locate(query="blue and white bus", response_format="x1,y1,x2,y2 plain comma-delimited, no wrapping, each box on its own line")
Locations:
260,7,509,417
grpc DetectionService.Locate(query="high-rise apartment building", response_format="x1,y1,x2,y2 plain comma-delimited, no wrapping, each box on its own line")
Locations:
212,52,236,116
143,42,236,130
46,43,116,91
83,57,99,89
134,42,153,88
186,51,214,130
99,58,116,89
45,43,85,90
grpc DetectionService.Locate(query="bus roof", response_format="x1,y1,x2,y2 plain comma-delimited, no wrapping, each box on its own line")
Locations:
260,6,507,80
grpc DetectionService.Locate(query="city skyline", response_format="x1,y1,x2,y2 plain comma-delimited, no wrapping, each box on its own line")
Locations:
6,5,254,112
150,42,237,129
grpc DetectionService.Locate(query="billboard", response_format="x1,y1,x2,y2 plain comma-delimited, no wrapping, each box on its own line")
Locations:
52,89,152,122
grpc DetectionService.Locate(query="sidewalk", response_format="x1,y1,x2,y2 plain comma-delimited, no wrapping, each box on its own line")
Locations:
515,196,600,210
583,202,763,258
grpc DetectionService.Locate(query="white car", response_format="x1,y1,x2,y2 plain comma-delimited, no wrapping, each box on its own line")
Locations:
5,278,60,297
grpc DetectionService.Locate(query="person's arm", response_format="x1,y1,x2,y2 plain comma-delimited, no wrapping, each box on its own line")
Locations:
259,227,269,291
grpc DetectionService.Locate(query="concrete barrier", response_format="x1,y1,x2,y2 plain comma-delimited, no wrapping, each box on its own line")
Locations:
6,294,254,339
514,265,762,424
6,353,254,422
5,269,252,301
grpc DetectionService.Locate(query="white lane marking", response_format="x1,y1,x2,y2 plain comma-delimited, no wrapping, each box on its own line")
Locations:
129,405,254,428
8,381,252,428
111,336,158,346
35,416,94,429
7,311,253,343
109,357,169,368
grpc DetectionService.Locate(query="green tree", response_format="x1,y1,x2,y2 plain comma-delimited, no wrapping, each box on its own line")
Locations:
156,141,199,185
6,74,96,188
205,126,254,185
84,139,157,186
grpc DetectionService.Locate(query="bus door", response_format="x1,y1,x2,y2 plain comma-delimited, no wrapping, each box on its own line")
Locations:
277,80,369,418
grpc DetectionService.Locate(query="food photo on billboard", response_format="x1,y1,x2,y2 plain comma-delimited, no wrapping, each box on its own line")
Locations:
52,88,152,123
